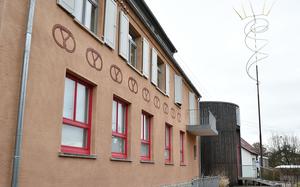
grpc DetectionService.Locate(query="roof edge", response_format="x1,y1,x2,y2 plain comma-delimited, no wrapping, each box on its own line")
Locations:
127,0,201,97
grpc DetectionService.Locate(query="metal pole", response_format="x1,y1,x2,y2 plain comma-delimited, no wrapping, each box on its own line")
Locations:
255,65,264,174
11,0,36,186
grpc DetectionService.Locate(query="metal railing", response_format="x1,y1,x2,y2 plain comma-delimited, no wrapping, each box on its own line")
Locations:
161,177,220,187
188,109,216,128
200,109,217,131
242,165,258,178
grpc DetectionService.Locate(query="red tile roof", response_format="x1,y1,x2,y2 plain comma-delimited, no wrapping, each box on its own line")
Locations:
241,138,258,155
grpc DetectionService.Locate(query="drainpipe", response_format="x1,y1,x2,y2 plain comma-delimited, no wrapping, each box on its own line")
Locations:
11,0,36,186
197,97,201,179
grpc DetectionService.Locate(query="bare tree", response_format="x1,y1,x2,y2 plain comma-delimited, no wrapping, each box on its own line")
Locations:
252,142,268,156
268,134,300,167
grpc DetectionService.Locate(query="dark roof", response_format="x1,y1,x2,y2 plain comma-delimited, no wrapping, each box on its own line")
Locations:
127,0,177,55
127,0,201,97
241,138,258,155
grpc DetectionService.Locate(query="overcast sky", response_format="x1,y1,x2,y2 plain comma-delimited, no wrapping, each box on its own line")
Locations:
144,0,300,146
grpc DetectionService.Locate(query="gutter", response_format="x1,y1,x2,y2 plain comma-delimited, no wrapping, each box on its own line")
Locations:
11,0,36,186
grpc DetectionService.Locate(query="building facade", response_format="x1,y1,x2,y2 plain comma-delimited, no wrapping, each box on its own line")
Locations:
200,101,242,185
0,0,205,186
241,138,258,178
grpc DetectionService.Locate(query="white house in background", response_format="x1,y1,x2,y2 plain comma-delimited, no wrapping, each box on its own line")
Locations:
241,138,258,178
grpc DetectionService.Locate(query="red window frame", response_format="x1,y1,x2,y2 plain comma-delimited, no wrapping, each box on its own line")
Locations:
165,124,172,163
61,74,93,155
180,131,185,164
111,98,128,159
141,112,151,160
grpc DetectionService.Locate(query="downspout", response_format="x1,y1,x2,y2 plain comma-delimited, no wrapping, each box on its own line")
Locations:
197,97,201,179
11,0,36,187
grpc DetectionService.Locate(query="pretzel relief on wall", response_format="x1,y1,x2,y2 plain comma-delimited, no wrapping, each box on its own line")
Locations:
177,112,181,123
142,88,150,102
110,65,123,84
163,103,169,114
86,48,103,71
153,96,160,109
52,24,76,53
171,108,176,119
128,77,138,94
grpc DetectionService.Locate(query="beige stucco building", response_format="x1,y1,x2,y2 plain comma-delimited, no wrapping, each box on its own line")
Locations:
0,0,216,186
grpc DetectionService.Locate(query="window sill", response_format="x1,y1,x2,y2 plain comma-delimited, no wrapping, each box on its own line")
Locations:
164,162,174,166
140,160,155,164
110,157,132,163
127,63,144,77
180,163,187,166
73,19,105,45
175,102,182,109
155,86,168,97
58,152,97,159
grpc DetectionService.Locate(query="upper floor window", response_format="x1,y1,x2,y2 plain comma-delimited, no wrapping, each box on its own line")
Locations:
189,92,197,125
58,0,98,33
128,28,138,68
111,98,128,159
141,112,152,160
61,75,92,155
174,74,183,105
157,57,166,92
151,49,170,95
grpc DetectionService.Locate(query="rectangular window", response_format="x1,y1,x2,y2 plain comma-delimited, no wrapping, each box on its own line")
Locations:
127,25,143,72
174,74,183,105
189,92,196,125
141,112,151,160
58,0,98,33
157,58,166,92
61,75,92,155
111,98,128,159
128,31,137,68
164,124,172,163
180,131,185,164
75,0,98,33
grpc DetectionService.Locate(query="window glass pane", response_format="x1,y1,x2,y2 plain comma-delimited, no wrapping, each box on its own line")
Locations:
61,124,86,148
75,83,88,123
112,101,117,132
117,103,125,133
164,149,169,160
74,0,83,22
111,136,125,153
141,143,149,157
130,43,137,67
84,1,92,29
144,116,149,141
63,78,75,119
165,127,169,147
